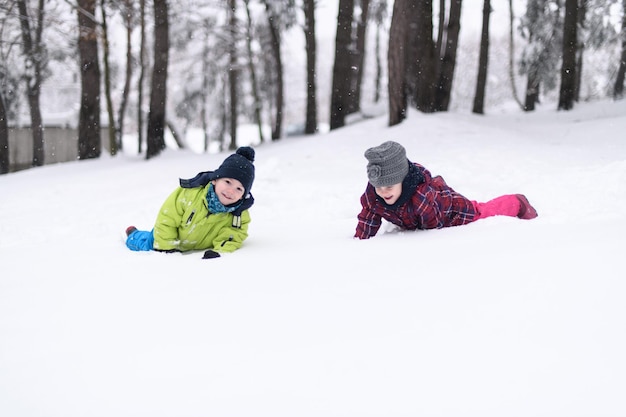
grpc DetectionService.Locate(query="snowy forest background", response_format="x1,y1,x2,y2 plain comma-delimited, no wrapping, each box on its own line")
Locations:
0,0,625,173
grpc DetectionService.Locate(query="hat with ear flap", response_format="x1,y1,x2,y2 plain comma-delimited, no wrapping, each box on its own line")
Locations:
213,146,256,194
364,141,409,187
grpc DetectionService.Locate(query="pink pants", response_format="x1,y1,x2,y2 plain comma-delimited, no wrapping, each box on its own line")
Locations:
472,194,521,220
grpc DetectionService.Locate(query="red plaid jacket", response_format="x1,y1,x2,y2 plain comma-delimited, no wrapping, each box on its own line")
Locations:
354,162,477,239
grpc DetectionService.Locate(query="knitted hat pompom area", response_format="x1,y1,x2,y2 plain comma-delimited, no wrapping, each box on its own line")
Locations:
364,141,409,188
236,146,255,163
214,146,256,194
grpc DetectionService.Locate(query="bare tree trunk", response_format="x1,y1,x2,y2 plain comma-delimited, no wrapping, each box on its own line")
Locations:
228,0,238,150
574,0,587,102
435,0,462,111
370,0,387,104
508,0,523,109
374,19,382,103
614,0,626,99
558,0,577,110
472,0,491,114
201,20,210,152
166,120,184,148
0,91,8,174
524,67,540,111
77,0,102,160
244,0,265,142
414,0,436,112
100,0,117,156
17,0,46,167
330,0,354,130
436,0,445,76
303,0,318,134
146,0,168,159
137,0,146,154
117,0,134,151
387,0,408,126
347,0,370,115
262,0,284,140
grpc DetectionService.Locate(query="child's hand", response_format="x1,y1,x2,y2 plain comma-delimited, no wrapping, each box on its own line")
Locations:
202,250,221,259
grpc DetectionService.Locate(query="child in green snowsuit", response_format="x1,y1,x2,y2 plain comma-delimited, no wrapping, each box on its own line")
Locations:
125,147,255,259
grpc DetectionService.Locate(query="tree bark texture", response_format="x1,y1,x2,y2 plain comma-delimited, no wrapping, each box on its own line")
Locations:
613,0,626,99
146,0,168,159
330,0,355,130
387,0,408,126
558,0,578,110
0,91,8,174
228,0,238,150
100,0,117,156
472,0,491,114
17,0,45,166
117,0,134,152
77,0,102,160
263,2,284,140
347,0,370,115
413,1,437,112
303,0,318,134
435,0,462,111
244,0,265,142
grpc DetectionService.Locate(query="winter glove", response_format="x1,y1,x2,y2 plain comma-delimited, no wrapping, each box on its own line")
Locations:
202,250,221,259
155,248,181,254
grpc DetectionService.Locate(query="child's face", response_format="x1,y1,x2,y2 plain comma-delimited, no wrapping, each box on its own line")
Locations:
374,183,402,205
212,177,245,205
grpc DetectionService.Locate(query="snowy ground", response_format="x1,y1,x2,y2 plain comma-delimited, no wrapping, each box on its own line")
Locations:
1,99,625,416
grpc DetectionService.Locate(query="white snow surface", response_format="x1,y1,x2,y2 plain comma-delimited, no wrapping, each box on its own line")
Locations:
1,99,625,416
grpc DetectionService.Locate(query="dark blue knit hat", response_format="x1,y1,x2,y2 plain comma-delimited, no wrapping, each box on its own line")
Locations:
214,146,256,194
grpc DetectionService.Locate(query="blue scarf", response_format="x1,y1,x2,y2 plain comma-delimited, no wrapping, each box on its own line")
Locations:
206,184,242,214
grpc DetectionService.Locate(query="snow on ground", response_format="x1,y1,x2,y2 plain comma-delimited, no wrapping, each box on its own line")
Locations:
1,99,625,416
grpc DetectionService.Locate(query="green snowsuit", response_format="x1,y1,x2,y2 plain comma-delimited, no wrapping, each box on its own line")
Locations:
153,184,251,253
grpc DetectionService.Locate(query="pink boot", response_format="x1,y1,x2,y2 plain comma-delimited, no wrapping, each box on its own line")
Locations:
473,194,537,220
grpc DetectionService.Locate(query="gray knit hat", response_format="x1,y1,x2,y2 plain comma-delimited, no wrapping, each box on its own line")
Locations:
364,141,409,187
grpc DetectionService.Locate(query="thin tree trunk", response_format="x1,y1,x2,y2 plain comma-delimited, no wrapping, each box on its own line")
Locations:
100,0,117,156
262,0,284,140
146,0,168,159
0,91,8,174
435,0,462,111
228,0,238,150
414,0,436,112
524,67,540,111
387,0,408,126
508,0,523,109
373,21,382,103
17,0,46,167
244,0,265,142
117,0,134,151
77,0,101,160
614,0,626,99
574,0,587,102
330,0,354,130
348,0,369,115
201,20,210,152
436,0,445,76
137,0,146,154
303,0,318,134
472,0,491,114
558,0,578,110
